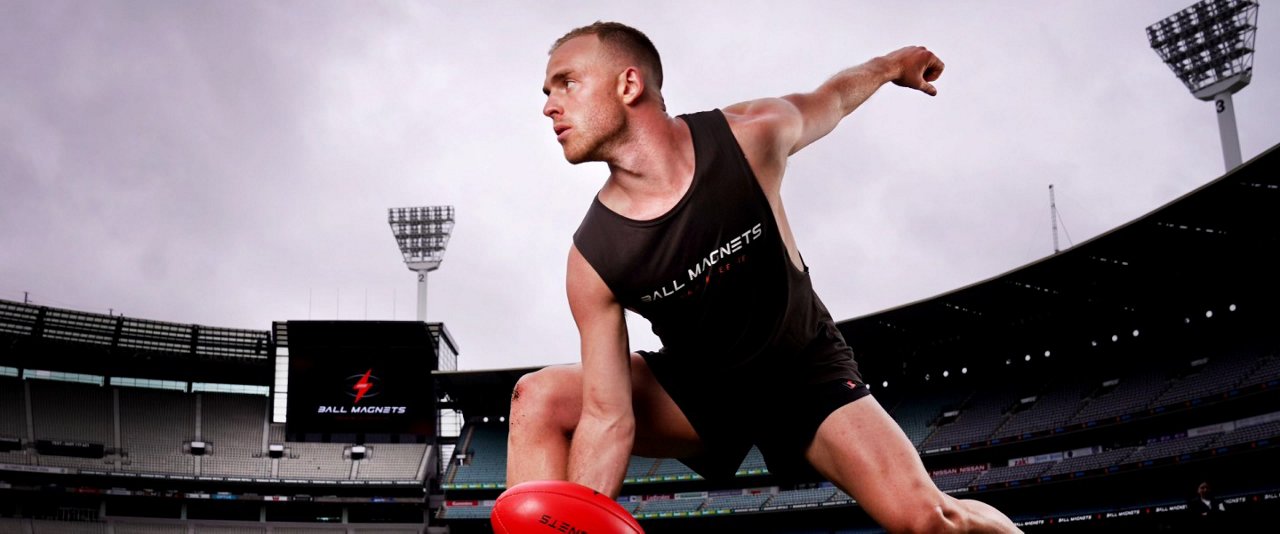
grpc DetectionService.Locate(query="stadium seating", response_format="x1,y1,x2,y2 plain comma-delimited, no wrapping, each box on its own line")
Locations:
1238,355,1280,389
638,497,704,515
119,387,195,475
440,505,493,520
972,462,1052,486
200,393,271,478
29,380,112,444
994,382,1090,438
648,457,701,480
1128,434,1218,463
0,521,421,533
355,443,429,480
768,487,836,507
1210,419,1280,448
1043,446,1137,477
278,442,351,479
0,377,25,439
0,449,31,466
0,377,430,483
114,524,187,534
1070,368,1171,424
1151,353,1260,406
447,424,507,487
933,471,981,492
886,389,971,447
736,446,768,475
921,388,1023,449
623,455,657,482
702,493,772,513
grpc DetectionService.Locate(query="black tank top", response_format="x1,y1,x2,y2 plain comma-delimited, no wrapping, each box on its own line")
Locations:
573,109,857,382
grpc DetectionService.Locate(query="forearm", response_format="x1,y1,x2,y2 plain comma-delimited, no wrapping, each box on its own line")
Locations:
775,55,898,154
823,56,897,117
567,411,635,497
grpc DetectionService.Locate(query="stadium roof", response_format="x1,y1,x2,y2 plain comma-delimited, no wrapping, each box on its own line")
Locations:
437,143,1279,417
838,143,1280,386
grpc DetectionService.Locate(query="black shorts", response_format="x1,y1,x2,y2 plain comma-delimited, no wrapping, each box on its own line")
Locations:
638,322,870,483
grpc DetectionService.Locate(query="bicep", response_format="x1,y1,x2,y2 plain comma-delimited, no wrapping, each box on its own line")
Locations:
566,246,632,416
724,89,842,161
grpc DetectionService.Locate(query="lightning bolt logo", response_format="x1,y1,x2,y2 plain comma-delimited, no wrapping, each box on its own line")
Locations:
352,368,373,404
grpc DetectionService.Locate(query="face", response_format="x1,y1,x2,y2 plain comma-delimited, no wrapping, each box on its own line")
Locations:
1198,483,1210,498
542,35,628,164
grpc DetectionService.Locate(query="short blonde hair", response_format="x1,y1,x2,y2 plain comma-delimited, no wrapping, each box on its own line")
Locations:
551,21,663,90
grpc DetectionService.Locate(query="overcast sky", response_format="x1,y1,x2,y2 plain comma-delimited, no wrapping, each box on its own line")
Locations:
2,1,1277,372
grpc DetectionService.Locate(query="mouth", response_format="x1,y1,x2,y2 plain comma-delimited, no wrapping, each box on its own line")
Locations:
554,125,571,141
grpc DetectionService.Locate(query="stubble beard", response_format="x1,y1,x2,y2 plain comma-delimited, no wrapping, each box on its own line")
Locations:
564,102,629,165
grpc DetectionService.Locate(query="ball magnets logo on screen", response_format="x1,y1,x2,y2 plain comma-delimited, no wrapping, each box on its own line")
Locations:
347,368,380,404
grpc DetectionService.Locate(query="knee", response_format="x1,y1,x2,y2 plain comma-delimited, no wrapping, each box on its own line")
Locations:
509,367,580,429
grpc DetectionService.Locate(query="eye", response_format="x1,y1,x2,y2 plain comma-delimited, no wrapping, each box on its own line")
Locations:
565,79,578,90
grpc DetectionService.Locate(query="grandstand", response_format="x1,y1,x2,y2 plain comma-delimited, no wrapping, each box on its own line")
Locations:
0,301,436,532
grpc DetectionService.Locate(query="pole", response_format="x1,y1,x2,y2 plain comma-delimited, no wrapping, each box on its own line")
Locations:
1214,91,1243,172
1050,185,1060,254
417,271,428,322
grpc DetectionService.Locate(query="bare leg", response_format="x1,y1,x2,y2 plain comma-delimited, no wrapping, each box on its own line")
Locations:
805,395,1022,534
506,353,702,486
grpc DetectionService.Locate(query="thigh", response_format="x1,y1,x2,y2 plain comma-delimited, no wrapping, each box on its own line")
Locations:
804,395,949,530
540,353,704,459
627,353,706,458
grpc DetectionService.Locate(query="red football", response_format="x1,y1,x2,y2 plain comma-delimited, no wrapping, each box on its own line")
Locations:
490,480,644,534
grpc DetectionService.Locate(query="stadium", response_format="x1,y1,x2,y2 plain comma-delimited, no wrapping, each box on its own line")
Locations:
4,2,1278,533
3,139,1278,532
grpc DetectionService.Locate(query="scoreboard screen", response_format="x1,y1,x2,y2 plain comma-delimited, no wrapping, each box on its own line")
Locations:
281,321,436,438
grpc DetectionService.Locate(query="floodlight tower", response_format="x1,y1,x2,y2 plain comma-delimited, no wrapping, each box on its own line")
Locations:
388,206,455,322
1147,0,1260,172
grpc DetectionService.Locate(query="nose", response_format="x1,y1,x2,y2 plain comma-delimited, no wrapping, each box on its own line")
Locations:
543,95,561,119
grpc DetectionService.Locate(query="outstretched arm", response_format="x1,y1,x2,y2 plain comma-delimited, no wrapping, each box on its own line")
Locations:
565,245,634,497
724,46,944,163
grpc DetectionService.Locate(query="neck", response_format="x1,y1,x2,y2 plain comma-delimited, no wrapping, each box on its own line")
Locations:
600,107,692,204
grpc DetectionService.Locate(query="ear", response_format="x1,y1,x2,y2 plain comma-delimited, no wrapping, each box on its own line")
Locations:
616,66,645,106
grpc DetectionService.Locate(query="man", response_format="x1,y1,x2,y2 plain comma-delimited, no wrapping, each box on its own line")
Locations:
508,21,1021,533
1190,480,1228,517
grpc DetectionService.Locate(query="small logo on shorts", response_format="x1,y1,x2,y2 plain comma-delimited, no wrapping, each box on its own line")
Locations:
844,380,857,390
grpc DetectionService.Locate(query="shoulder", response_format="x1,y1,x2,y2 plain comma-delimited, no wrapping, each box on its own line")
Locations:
717,100,801,189
721,98,803,147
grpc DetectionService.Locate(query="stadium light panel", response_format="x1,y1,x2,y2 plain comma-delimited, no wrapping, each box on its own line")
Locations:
1206,310,1214,318
943,370,950,378
1147,0,1258,97
1229,303,1237,311
1044,350,1051,358
1025,355,1031,362
388,205,456,321
882,381,889,388
1147,0,1260,170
